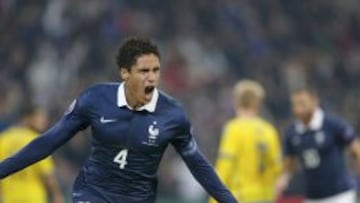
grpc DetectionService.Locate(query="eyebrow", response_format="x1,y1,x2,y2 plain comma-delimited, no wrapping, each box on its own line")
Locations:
139,66,160,70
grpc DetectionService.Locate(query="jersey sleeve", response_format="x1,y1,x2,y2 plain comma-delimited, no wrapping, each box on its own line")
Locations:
170,115,197,157
208,122,239,203
0,90,91,179
171,112,237,203
333,117,356,146
214,122,238,186
283,127,296,157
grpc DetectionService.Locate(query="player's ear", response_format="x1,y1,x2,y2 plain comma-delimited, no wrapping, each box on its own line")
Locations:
120,67,130,81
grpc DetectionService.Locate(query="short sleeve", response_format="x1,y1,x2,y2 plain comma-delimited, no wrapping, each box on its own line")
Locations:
211,122,238,189
333,117,355,145
283,128,296,157
218,122,238,160
0,89,93,179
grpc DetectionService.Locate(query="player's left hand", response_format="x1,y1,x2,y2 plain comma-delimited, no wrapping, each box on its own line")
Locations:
275,174,290,197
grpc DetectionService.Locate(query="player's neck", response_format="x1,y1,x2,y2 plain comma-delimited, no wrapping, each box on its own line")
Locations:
301,115,313,126
236,109,258,118
124,85,144,109
300,109,317,126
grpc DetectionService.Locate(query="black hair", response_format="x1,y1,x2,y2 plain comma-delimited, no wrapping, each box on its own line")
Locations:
292,86,318,98
116,36,160,70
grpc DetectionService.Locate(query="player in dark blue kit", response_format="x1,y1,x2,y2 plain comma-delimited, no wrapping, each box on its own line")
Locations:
276,88,360,203
0,37,238,203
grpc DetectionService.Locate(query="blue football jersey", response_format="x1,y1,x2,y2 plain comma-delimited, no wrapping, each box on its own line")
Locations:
69,83,196,202
284,109,356,199
0,83,238,203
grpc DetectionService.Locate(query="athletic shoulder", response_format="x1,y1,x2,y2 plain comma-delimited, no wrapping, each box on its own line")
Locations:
323,112,348,127
158,91,185,114
75,82,119,104
221,119,241,141
157,91,190,128
258,118,278,134
223,118,240,130
323,112,355,141
82,82,119,96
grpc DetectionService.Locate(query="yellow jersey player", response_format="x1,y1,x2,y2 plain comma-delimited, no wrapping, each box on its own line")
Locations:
0,104,64,203
209,80,282,203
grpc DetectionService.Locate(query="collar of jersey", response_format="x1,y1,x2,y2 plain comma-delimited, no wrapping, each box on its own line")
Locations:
295,108,324,133
117,82,159,112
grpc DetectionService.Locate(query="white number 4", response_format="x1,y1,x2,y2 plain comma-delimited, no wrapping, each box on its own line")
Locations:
114,149,128,169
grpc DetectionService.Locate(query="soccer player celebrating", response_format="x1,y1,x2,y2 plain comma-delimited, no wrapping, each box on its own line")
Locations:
277,88,360,203
0,37,237,203
209,80,282,203
0,104,64,203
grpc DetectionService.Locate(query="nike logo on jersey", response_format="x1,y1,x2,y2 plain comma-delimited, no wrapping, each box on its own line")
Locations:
100,116,117,123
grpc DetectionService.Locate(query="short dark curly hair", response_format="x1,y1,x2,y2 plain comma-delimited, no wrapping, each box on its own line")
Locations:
116,36,160,70
292,86,318,98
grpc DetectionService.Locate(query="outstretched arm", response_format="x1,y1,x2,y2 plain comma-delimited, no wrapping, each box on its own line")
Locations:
179,145,237,203
171,114,237,203
0,96,90,179
0,114,88,179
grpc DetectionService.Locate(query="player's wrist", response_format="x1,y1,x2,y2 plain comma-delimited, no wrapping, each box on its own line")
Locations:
282,172,291,181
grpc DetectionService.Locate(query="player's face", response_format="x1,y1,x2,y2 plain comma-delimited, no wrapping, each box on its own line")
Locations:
291,91,318,123
121,53,160,106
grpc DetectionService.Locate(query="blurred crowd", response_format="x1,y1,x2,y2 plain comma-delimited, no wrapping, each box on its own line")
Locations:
0,0,360,202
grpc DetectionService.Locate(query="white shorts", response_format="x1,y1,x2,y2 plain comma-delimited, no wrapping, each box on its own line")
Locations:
305,190,356,203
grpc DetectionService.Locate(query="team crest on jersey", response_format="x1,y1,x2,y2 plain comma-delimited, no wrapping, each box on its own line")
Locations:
142,121,160,147
315,131,325,145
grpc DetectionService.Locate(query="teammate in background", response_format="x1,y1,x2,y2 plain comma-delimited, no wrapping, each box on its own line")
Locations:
0,104,64,203
209,80,282,203
0,37,237,203
277,88,360,203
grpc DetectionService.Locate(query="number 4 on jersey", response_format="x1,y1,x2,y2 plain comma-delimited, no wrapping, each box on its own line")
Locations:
114,149,128,169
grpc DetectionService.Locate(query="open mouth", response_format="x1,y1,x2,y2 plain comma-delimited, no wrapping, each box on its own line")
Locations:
145,86,155,95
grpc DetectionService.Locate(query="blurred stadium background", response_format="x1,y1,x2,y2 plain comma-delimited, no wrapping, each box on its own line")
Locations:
0,0,360,202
